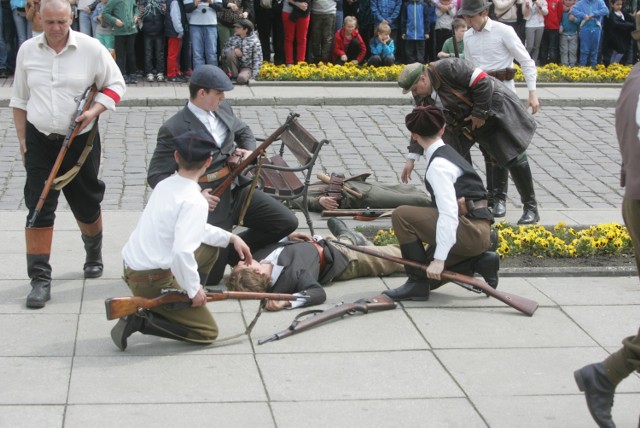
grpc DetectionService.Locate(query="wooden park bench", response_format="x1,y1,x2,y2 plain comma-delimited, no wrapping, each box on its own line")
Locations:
245,113,328,234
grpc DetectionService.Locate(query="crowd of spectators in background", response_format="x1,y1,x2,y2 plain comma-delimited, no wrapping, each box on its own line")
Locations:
0,0,637,81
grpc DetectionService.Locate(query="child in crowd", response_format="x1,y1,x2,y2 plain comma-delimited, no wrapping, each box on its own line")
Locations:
437,17,466,58
92,0,115,57
370,0,402,41
539,0,563,64
401,0,429,64
571,0,609,66
282,0,311,65
559,0,580,65
368,21,395,65
165,0,188,82
102,0,140,84
434,0,455,55
25,0,42,37
523,0,549,65
139,0,166,82
221,18,262,84
332,15,367,64
604,0,635,64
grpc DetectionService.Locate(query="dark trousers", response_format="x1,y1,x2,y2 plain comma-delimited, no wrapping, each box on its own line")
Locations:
334,38,363,64
115,33,138,75
539,28,559,65
143,33,165,74
256,2,284,64
404,39,426,64
180,30,192,72
24,122,105,228
206,185,299,283
434,28,452,59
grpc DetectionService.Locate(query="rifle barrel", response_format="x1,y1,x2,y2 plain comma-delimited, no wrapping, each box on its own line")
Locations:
331,241,539,317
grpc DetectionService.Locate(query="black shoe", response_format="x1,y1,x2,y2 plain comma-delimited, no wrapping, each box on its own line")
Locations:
473,251,500,289
111,315,145,351
327,218,366,246
0,69,8,78
574,363,616,428
82,232,103,279
517,208,540,225
492,199,507,217
383,279,430,301
26,282,51,309
128,75,138,84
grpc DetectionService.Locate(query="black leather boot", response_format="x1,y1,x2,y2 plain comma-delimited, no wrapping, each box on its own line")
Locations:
448,251,500,289
110,313,145,351
383,241,431,301
111,310,191,351
491,165,508,218
78,215,103,278
574,363,616,428
25,227,53,309
26,254,52,308
508,156,540,225
485,161,494,210
327,218,367,246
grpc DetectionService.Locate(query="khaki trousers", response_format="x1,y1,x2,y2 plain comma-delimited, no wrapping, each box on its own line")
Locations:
123,244,220,344
391,205,491,266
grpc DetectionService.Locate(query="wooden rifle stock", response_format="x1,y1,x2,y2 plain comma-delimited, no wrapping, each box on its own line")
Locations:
28,84,98,228
321,208,393,221
258,294,396,344
211,113,299,198
331,241,539,317
105,289,306,320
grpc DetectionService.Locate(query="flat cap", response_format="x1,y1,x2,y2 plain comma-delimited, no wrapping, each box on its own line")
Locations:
234,18,254,32
458,0,490,16
189,64,234,91
174,130,216,162
398,63,426,94
405,106,446,138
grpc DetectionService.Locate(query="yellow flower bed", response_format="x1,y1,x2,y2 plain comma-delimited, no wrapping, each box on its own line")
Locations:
258,62,632,83
372,222,633,259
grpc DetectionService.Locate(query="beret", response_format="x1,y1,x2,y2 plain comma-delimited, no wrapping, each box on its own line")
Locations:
405,106,446,137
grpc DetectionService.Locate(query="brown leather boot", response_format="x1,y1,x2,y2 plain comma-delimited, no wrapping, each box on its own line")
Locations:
77,214,103,278
25,227,53,309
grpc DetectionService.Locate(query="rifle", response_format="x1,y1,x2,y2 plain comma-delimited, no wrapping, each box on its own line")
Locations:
105,289,307,320
258,294,396,344
28,84,98,228
211,112,299,198
331,241,539,317
321,208,393,221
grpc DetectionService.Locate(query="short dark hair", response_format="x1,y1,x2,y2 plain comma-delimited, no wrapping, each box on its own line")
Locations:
176,152,210,171
189,84,211,100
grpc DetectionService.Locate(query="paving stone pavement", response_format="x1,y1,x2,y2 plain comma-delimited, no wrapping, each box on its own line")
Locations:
1,100,639,427
0,104,623,218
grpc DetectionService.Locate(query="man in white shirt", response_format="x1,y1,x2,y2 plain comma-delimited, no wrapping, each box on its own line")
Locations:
112,130,252,351
384,105,498,301
460,0,540,223
10,0,126,309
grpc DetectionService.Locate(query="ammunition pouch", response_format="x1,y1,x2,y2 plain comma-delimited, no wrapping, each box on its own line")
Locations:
457,197,489,217
486,67,517,82
443,110,474,142
326,173,345,201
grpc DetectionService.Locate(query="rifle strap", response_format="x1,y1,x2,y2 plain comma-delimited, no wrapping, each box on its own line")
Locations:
213,299,266,343
53,120,100,190
430,66,474,108
238,152,265,226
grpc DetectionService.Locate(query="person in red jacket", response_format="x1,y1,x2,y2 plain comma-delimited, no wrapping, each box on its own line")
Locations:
332,15,367,64
539,0,563,64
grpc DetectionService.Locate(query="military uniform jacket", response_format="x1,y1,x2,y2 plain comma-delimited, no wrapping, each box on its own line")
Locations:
253,240,350,307
413,58,537,166
147,100,256,229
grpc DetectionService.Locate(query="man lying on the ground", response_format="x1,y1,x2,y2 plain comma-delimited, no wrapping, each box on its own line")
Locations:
225,219,404,311
308,172,432,212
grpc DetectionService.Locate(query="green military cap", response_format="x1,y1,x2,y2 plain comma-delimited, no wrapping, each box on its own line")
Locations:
398,63,426,94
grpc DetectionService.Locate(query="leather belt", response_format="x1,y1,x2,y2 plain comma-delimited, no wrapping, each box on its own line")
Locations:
198,166,231,183
486,68,516,82
46,133,66,141
311,241,327,273
466,199,488,210
125,268,173,284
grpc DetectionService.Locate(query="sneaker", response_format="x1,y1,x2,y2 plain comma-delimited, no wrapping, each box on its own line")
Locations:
128,75,138,84
145,73,155,82
156,73,165,82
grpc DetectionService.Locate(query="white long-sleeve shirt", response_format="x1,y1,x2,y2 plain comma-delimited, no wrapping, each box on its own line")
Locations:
122,174,232,298
10,31,125,136
424,139,463,261
463,18,537,93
